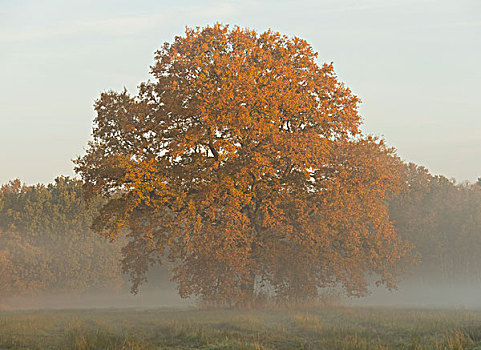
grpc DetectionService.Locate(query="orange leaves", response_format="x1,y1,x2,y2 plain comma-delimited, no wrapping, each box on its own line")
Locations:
76,24,411,305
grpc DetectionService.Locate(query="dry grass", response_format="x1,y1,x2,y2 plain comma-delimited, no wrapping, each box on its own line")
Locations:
1,306,481,349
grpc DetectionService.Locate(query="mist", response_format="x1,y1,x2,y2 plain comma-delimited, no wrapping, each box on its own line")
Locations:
1,287,188,311
4,271,481,311
349,280,481,310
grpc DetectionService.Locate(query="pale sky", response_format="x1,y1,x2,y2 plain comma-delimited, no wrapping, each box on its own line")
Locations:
1,0,480,185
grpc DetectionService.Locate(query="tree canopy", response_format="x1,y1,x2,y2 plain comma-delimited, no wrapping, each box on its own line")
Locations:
76,24,412,306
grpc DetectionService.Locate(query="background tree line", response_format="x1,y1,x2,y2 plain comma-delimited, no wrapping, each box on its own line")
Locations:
389,163,481,285
0,177,124,302
1,164,481,303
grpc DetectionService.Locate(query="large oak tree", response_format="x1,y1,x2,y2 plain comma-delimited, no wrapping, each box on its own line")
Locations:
76,25,411,305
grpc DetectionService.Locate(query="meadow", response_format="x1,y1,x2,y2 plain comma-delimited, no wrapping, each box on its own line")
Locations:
1,306,481,349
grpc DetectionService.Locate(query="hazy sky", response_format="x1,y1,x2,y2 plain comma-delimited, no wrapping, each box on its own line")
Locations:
1,0,480,185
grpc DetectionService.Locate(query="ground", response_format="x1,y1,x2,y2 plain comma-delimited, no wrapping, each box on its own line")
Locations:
1,306,481,349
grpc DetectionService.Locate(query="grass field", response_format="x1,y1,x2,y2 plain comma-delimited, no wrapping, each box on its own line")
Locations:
1,306,481,349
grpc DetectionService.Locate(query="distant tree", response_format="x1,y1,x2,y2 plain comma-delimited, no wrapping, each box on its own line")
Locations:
76,24,412,306
0,191,10,302
0,252,11,304
0,177,124,295
389,164,481,284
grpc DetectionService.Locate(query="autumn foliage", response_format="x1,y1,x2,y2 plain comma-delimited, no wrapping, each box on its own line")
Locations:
75,25,412,306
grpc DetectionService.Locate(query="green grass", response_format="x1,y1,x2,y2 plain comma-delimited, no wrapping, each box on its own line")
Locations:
1,306,481,349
